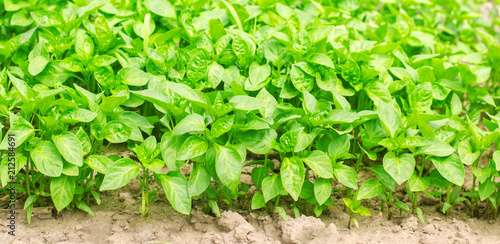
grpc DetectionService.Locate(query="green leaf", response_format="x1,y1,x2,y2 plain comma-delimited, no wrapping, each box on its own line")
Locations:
31,10,63,27
76,201,95,216
369,165,395,192
29,56,49,76
103,121,133,143
314,178,332,205
430,154,465,186
50,175,75,211
24,195,38,209
143,159,164,174
188,165,210,197
357,178,385,200
407,172,430,192
117,67,149,86
161,132,187,171
30,141,63,177
229,95,266,111
383,152,415,185
262,175,283,202
290,64,314,92
211,115,234,138
334,164,359,189
458,140,480,166
257,88,278,118
166,82,210,108
301,150,334,179
292,29,311,54
280,157,305,201
158,171,191,215
75,127,91,155
492,151,500,171
251,166,270,190
52,132,83,167
177,136,208,161
0,124,34,150
187,50,208,82
308,53,334,69
75,32,94,58
100,158,140,191
8,71,31,100
85,155,111,174
478,180,495,201
342,59,361,88
239,129,277,154
327,134,350,160
172,114,206,136
408,82,433,112
219,0,244,30
60,108,97,124
251,192,266,209
215,145,243,193
208,62,224,88
294,129,316,152
249,62,271,85
417,140,455,157
303,89,319,114
377,101,403,138
144,0,176,18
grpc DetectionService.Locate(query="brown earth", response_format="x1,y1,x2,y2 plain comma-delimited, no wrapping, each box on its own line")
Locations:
1,182,500,244
1,144,500,244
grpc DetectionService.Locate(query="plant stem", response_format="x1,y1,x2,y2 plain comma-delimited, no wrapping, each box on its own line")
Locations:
25,157,31,196
446,185,451,215
471,175,477,217
388,190,393,220
412,192,418,215
355,153,363,173
419,157,426,178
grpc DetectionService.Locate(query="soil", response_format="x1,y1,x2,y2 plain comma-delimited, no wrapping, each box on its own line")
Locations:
2,144,500,244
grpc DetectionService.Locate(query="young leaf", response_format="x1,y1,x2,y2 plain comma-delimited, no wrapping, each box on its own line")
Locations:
301,150,334,179
188,165,210,197
100,158,140,191
50,175,75,211
262,175,282,202
251,192,266,209
430,154,464,186
177,136,208,161
377,101,403,138
158,171,191,215
314,178,332,205
30,141,63,177
52,132,83,167
383,152,415,185
357,178,385,200
172,114,206,136
334,164,359,189
238,129,277,154
215,145,243,193
280,157,305,201
249,62,271,86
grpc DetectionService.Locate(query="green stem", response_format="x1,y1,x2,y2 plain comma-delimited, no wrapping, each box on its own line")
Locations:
103,142,112,155
446,185,451,215
412,192,418,215
471,175,477,217
419,157,426,178
25,157,31,196
137,168,145,217
355,153,363,173
388,190,393,220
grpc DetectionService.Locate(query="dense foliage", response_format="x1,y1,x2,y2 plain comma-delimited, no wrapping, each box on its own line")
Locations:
1,0,500,228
